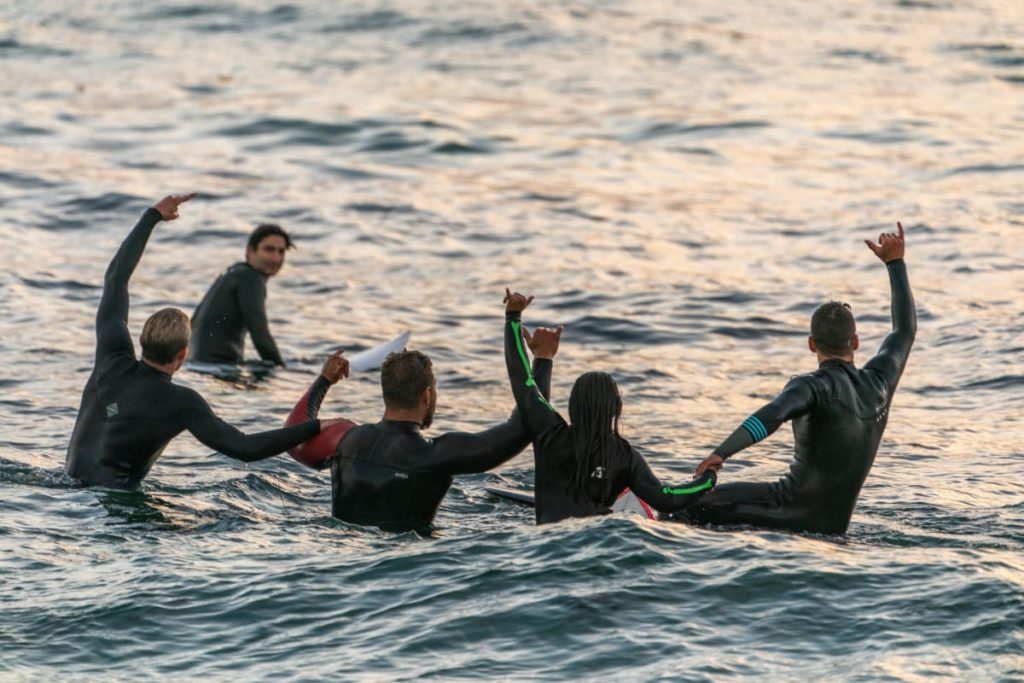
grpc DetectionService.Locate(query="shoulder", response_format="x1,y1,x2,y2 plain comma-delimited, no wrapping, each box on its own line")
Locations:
341,422,384,447
782,371,831,401
227,262,259,280
172,384,212,411
784,371,822,390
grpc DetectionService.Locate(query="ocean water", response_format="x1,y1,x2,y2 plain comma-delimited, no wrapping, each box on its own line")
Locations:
1,0,1022,679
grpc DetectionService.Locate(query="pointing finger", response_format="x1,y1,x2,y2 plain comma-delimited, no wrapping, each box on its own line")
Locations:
897,221,905,241
503,287,511,304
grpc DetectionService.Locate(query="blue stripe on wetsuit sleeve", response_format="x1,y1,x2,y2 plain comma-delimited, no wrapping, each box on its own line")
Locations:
741,416,768,442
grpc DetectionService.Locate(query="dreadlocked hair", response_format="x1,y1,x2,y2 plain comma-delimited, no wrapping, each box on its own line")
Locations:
567,371,624,503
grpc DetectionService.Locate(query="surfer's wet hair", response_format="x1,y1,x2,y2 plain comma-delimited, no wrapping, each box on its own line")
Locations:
811,301,856,356
141,308,190,364
247,223,294,251
381,350,434,409
567,371,624,502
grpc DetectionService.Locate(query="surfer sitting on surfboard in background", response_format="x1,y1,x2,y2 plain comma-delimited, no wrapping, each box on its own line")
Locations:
188,223,293,367
285,343,553,535
503,289,716,525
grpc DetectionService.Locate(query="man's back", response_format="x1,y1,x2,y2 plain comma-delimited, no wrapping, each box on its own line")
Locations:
67,352,209,488
684,244,915,535
331,421,455,533
776,358,899,531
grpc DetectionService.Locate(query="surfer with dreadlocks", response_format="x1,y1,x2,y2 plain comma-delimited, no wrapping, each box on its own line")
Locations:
503,289,715,524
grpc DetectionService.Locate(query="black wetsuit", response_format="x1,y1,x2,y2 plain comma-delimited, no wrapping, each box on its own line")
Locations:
189,262,284,365
678,259,916,535
290,359,551,534
504,312,716,525
64,208,321,489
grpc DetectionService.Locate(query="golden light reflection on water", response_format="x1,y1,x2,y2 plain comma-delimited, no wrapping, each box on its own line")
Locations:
0,2,1022,676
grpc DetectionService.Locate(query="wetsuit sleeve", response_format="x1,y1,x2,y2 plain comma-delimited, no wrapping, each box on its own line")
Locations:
95,208,162,364
626,448,717,513
180,390,321,462
285,376,356,470
426,356,552,476
505,312,562,439
711,376,818,459
237,269,285,366
863,259,916,391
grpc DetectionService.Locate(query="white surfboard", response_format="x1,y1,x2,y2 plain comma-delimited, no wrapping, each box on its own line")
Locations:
346,331,411,372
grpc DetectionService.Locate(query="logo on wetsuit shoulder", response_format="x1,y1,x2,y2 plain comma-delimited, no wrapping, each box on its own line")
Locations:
394,472,409,480
591,466,605,479
105,402,119,418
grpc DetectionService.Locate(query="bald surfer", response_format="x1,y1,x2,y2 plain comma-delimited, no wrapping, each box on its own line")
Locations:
65,194,345,489
679,223,916,534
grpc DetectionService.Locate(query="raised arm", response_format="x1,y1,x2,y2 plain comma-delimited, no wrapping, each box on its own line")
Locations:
95,194,194,363
237,267,285,366
625,448,717,514
695,376,818,475
863,222,916,389
426,360,552,476
286,351,357,469
504,288,564,440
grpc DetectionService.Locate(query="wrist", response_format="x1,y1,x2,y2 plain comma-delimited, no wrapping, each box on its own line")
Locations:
505,310,522,320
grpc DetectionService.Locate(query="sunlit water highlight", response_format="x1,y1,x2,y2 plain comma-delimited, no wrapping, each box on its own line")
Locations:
1,1,1022,679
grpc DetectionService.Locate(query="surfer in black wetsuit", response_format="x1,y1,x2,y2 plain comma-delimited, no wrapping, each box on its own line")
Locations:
64,195,345,489
284,345,551,534
679,223,916,535
503,290,716,525
188,223,293,366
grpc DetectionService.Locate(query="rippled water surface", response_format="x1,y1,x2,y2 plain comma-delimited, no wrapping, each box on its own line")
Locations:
1,1,1023,679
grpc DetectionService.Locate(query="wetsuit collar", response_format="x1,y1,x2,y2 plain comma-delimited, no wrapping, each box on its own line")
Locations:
818,357,855,369
378,419,423,434
140,359,174,379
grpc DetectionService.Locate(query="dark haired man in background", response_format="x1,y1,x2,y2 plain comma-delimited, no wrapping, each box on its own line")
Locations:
65,195,343,489
681,223,916,535
285,345,553,534
189,223,293,366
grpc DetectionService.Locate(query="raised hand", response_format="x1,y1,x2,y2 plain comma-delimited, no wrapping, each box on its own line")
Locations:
865,221,906,263
524,325,563,360
320,350,350,384
503,287,534,313
152,193,197,221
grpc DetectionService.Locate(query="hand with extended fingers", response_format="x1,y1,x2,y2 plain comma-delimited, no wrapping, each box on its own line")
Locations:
152,193,197,221
503,287,534,314
524,325,563,360
865,221,906,263
320,350,350,385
